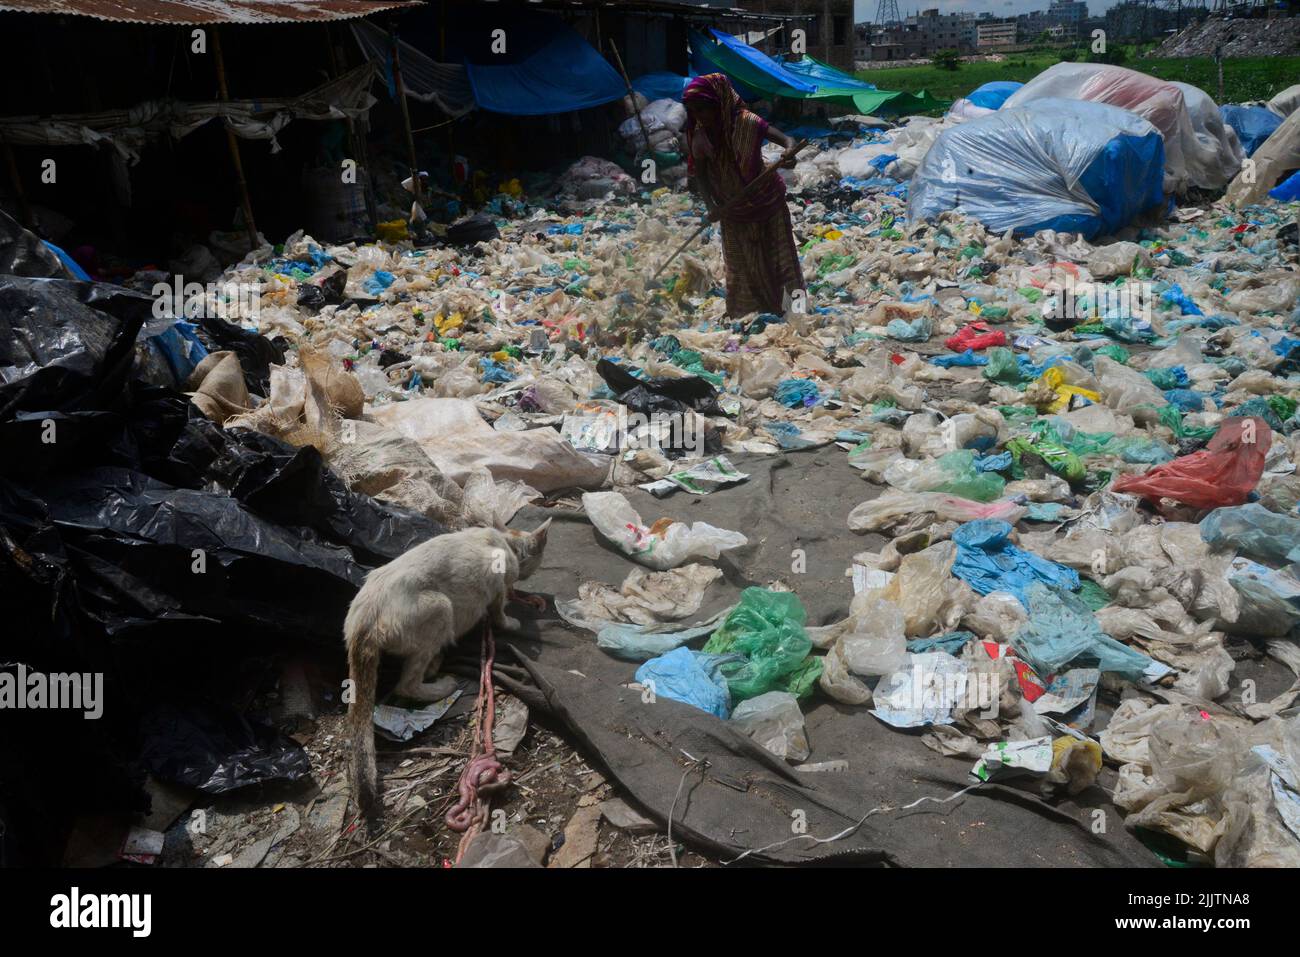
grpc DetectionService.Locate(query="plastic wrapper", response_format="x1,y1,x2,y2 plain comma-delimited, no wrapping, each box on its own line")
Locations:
583,491,748,570
909,99,1166,239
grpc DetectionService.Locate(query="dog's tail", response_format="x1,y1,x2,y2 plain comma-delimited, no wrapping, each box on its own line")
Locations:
346,621,382,816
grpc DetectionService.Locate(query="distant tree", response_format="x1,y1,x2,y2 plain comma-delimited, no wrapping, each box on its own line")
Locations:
933,48,961,71
1088,44,1128,65
1058,47,1078,62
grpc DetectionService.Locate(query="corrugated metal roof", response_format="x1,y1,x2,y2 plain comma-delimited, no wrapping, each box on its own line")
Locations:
0,0,422,25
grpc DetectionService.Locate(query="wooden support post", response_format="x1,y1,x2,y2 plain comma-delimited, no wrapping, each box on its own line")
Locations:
212,26,260,253
2,139,34,229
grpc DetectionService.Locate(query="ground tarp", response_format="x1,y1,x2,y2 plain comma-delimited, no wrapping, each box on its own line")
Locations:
478,446,1158,867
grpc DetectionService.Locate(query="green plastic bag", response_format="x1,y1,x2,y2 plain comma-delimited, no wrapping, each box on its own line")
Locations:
703,588,820,702
982,347,1023,386
934,450,1006,502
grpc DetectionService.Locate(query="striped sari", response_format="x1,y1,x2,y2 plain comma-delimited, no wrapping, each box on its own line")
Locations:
683,74,804,318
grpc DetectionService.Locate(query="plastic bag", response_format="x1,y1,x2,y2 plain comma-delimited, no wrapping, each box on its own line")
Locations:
963,591,1029,642
848,490,1027,533
1113,416,1271,509
730,691,810,762
1002,62,1239,191
820,639,873,706
1200,503,1300,565
583,492,748,570
703,588,820,702
1010,583,1164,682
909,98,1166,237
952,519,1080,607
634,647,732,718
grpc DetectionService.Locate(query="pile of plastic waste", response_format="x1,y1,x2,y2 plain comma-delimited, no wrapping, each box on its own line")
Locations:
39,69,1299,867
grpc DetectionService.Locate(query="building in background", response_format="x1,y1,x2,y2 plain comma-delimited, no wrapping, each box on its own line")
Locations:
976,18,1018,47
730,0,856,68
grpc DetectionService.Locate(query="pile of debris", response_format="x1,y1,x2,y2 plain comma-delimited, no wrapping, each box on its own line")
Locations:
1150,16,1300,59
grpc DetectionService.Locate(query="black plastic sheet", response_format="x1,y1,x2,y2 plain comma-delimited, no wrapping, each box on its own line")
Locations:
139,703,312,794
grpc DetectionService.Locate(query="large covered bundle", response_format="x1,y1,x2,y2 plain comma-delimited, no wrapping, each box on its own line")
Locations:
1002,62,1241,192
908,99,1166,239
1226,108,1300,206
1172,82,1244,173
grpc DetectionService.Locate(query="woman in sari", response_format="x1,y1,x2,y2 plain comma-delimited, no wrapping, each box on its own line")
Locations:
681,73,804,318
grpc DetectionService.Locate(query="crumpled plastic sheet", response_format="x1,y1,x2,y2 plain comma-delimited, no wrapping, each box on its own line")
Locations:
634,647,735,719
951,519,1080,607
1010,583,1168,683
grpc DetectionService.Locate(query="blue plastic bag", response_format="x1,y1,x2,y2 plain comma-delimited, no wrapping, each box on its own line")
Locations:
951,519,1079,607
1011,583,1165,682
1201,503,1300,565
634,647,733,718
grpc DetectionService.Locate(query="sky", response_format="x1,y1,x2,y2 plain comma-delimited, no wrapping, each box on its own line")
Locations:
853,0,1122,20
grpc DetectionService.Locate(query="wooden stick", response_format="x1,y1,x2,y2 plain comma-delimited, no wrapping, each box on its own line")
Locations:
212,27,259,254
608,39,653,160
389,24,422,207
651,138,808,281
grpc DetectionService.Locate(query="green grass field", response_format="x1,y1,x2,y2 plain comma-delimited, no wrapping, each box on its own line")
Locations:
855,51,1300,108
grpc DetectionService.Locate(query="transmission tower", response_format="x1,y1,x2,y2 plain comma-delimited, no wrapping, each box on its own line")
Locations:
875,0,902,27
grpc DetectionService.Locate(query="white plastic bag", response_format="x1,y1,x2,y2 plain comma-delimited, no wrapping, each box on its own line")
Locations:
582,492,748,570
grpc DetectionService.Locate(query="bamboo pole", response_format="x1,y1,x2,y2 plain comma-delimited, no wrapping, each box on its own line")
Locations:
212,26,260,253
608,39,652,159
389,24,423,207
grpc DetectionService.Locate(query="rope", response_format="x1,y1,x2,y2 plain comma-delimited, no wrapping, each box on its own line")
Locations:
447,620,511,863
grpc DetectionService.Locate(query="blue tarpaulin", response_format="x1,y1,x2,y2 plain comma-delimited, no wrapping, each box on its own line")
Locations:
459,10,626,116
706,28,818,94
783,54,877,91
1220,104,1283,157
967,81,1022,111
632,71,692,103
691,29,944,115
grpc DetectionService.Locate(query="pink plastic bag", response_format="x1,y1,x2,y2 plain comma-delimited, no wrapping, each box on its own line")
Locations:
1112,417,1271,509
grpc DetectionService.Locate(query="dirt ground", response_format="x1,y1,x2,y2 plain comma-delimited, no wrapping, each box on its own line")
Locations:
155,673,716,869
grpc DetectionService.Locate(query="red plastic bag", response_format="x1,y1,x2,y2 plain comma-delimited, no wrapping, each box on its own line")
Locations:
1112,417,1271,509
944,322,1007,352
